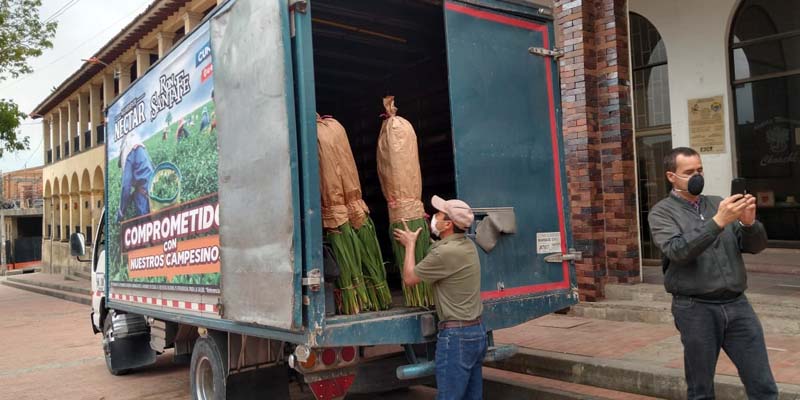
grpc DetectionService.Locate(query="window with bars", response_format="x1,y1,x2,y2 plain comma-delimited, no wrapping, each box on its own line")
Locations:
630,13,671,130
630,12,673,260
84,130,92,150
96,125,105,144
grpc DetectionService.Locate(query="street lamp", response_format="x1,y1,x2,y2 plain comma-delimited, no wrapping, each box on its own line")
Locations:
82,57,109,67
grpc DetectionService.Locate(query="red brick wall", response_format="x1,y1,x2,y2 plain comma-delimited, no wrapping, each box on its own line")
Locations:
1,167,43,208
555,0,640,301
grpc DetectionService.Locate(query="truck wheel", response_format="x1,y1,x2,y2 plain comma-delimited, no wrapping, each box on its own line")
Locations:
190,336,226,400
103,313,130,376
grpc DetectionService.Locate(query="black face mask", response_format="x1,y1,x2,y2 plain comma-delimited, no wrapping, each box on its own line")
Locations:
687,174,705,196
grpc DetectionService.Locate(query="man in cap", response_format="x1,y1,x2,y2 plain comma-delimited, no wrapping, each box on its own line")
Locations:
117,133,155,222
394,195,485,400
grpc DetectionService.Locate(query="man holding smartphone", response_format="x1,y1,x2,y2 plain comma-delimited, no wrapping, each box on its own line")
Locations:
648,147,778,400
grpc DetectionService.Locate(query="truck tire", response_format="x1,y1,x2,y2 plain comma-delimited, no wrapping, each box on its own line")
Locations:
190,336,226,400
103,313,130,376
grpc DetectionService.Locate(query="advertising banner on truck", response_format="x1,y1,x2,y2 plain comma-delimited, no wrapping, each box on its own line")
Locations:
106,20,220,294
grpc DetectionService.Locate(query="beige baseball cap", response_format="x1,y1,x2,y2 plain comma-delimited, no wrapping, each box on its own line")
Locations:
431,195,474,230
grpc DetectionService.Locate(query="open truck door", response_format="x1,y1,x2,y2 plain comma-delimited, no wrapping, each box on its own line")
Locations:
212,0,304,331
105,0,304,332
443,0,579,330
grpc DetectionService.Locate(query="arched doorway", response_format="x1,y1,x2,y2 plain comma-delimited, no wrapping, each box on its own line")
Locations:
730,0,800,246
631,12,673,261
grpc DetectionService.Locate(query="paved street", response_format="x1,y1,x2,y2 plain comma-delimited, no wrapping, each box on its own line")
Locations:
0,282,435,400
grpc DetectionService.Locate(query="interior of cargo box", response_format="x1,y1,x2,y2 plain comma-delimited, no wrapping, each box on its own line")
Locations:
311,0,457,312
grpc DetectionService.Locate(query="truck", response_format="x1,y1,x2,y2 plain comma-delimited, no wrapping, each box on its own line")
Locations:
70,0,580,399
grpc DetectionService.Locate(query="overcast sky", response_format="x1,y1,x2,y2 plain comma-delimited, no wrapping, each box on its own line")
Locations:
0,0,152,173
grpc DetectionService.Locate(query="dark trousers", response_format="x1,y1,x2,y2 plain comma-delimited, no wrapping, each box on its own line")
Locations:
671,295,778,399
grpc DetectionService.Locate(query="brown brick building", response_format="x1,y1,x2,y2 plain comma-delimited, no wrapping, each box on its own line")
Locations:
552,0,799,300
1,166,44,269
1,166,43,209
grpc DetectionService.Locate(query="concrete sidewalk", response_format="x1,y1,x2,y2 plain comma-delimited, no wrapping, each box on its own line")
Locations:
494,269,800,400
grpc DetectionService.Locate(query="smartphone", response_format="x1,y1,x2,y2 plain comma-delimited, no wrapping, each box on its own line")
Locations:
731,178,747,196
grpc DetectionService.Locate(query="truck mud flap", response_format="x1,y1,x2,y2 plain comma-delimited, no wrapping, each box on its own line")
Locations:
108,334,157,371
227,364,290,400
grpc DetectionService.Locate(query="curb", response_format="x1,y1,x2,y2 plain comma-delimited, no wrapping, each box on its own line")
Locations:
6,275,91,296
570,299,800,335
3,267,42,276
486,347,800,400
1,279,91,306
483,367,647,400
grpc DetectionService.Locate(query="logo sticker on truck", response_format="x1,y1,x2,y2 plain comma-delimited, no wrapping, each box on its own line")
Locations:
195,41,211,66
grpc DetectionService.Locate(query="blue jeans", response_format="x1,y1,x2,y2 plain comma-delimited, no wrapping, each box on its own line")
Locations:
435,324,487,400
672,295,778,400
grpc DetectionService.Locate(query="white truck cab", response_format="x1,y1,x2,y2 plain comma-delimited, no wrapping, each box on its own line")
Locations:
90,208,105,333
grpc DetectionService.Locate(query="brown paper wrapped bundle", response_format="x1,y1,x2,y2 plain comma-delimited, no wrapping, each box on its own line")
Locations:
376,97,425,223
376,97,434,308
318,115,369,230
318,115,391,313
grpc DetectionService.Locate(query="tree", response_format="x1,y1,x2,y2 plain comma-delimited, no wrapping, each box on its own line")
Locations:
0,99,29,155
0,0,57,156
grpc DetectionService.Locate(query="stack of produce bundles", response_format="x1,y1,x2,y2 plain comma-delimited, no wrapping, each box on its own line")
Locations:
317,114,391,314
376,97,434,308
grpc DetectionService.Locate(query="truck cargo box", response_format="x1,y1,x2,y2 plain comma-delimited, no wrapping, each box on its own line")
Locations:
104,0,578,348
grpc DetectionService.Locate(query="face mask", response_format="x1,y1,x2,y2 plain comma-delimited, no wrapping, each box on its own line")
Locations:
674,173,705,196
430,215,441,237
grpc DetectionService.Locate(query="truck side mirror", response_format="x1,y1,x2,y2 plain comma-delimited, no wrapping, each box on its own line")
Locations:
70,232,86,257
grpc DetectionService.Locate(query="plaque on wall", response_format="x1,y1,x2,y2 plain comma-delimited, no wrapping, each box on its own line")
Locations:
688,96,726,154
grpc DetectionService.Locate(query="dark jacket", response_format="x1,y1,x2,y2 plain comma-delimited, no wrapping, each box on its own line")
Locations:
647,194,768,298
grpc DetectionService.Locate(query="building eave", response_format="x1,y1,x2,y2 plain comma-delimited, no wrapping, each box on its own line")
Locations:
30,0,186,119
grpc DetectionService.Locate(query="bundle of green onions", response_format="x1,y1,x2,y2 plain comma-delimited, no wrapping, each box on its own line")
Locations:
356,217,392,310
376,97,435,308
390,218,434,308
318,114,391,314
326,223,371,315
